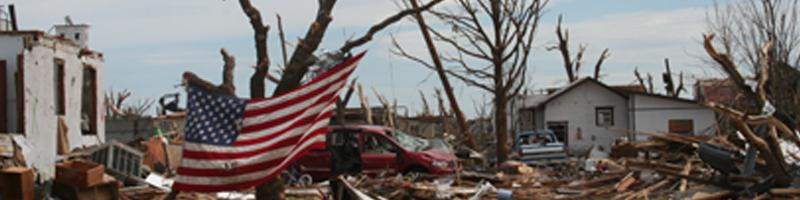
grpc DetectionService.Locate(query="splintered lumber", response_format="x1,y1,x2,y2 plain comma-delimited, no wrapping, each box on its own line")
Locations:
614,172,637,192
371,87,395,128
679,159,693,192
566,173,626,189
622,178,674,200
770,187,800,196
690,191,731,200
357,84,373,125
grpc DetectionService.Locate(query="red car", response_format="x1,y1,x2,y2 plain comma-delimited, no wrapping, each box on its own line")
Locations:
295,125,457,181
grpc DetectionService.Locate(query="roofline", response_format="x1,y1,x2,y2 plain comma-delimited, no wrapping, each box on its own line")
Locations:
0,30,46,36
54,24,90,28
624,91,703,105
0,30,103,56
537,78,628,107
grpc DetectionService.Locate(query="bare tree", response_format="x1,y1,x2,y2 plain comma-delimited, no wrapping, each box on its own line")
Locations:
703,35,799,186
394,0,547,163
550,15,610,82
393,0,479,150
105,89,155,118
707,0,800,124
707,0,800,71
708,0,800,123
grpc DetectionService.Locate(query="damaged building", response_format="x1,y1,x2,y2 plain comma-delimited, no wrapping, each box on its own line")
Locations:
0,15,105,179
511,78,716,154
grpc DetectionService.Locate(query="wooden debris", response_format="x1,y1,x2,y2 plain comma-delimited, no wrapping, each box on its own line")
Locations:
0,167,34,200
690,191,731,200
614,172,637,192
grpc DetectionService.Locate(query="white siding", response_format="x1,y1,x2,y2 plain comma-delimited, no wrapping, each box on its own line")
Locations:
544,81,628,154
630,94,716,140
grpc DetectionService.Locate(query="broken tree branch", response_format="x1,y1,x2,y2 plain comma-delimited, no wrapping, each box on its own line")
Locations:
703,34,758,103
239,0,272,98
182,49,237,96
407,0,477,149
554,14,575,82
594,48,609,79
664,58,675,97
357,84,373,125
274,0,337,95
339,0,443,54
634,68,648,93
277,14,288,67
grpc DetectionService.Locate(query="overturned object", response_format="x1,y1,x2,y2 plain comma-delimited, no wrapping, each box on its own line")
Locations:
0,167,34,200
86,140,144,181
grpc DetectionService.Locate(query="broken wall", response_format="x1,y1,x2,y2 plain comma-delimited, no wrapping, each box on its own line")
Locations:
0,33,105,179
629,94,716,140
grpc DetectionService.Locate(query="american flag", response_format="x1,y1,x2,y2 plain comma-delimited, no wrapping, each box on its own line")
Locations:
172,52,365,192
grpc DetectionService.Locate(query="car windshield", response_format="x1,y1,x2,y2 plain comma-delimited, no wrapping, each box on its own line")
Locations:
388,130,448,152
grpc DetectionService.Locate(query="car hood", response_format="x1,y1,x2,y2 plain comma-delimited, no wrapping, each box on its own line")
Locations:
418,149,456,161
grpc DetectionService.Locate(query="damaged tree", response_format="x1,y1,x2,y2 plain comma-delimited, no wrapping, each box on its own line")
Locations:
105,89,155,118
703,35,796,186
662,58,685,97
392,0,478,150
707,0,800,123
394,0,547,163
550,15,610,82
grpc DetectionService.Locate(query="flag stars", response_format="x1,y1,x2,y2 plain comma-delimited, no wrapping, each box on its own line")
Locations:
184,86,247,146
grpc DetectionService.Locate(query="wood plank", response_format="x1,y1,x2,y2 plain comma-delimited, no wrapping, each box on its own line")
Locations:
0,60,6,132
15,54,24,134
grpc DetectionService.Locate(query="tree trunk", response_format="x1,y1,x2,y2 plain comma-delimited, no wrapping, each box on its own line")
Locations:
409,0,477,150
495,92,509,163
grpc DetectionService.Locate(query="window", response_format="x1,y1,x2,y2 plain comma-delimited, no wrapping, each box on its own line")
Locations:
81,66,97,135
595,106,614,126
546,121,568,145
74,33,81,40
669,119,694,134
362,134,397,154
54,59,65,115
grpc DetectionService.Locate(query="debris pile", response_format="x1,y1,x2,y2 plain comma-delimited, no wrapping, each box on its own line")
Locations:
283,124,799,200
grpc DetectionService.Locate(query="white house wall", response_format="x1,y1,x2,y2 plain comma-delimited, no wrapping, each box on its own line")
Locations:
16,36,105,179
0,35,23,132
544,82,628,154
630,94,716,140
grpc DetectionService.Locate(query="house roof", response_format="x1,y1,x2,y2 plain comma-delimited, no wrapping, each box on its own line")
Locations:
522,78,703,108
528,78,628,108
622,90,703,105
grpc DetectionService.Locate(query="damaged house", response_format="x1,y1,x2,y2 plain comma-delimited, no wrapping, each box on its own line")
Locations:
512,78,716,154
0,17,105,179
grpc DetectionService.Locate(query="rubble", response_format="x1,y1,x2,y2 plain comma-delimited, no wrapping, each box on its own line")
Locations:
269,122,797,200
0,166,34,200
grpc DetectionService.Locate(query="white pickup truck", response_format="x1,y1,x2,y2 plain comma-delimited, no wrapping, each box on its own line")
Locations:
513,130,568,164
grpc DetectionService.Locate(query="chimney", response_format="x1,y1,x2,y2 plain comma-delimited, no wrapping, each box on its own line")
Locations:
8,4,17,31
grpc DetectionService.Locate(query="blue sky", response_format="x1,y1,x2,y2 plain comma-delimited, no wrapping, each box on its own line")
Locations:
3,0,733,117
